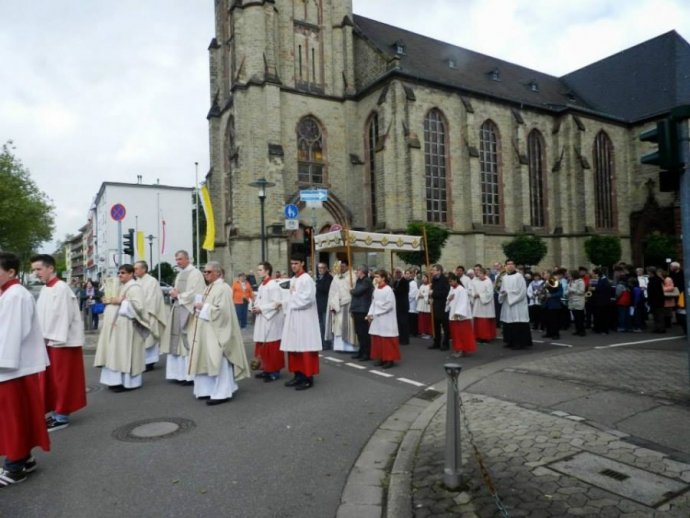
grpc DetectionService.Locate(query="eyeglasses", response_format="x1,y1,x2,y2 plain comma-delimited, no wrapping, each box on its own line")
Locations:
203,270,214,274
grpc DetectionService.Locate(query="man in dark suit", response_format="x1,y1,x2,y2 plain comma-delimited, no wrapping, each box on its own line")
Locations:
315,263,333,349
647,266,666,333
350,266,374,360
392,268,410,345
429,264,450,350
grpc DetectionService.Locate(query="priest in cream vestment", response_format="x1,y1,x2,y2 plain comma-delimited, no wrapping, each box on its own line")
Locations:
325,262,356,352
94,265,150,391
134,261,169,371
160,250,205,382
188,262,250,405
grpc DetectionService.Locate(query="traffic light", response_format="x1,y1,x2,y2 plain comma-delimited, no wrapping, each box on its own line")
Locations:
123,228,135,257
640,118,681,192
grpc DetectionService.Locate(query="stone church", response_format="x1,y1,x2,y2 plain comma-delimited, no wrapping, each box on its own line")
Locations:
205,0,690,274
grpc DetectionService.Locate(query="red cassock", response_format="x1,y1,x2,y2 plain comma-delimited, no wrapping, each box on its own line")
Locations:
287,352,320,377
473,317,497,341
370,336,401,362
40,347,87,414
0,373,50,460
417,312,432,335
255,340,285,373
450,320,477,354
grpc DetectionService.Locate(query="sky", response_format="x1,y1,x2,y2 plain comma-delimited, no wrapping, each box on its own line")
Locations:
1,0,689,252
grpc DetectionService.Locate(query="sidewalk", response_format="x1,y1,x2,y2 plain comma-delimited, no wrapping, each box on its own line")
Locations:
338,333,690,517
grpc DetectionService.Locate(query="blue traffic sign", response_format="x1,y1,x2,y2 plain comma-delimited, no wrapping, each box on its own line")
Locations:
110,203,126,221
299,189,328,202
284,204,299,219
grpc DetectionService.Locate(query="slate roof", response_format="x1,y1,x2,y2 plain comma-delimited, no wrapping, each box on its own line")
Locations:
352,15,690,124
562,31,690,122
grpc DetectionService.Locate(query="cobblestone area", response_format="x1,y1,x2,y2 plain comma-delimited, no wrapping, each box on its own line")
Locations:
412,394,690,517
516,349,689,402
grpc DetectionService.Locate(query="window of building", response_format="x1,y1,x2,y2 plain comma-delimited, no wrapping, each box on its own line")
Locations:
527,129,545,227
424,109,448,223
366,113,379,227
593,131,615,229
297,116,325,185
479,120,501,225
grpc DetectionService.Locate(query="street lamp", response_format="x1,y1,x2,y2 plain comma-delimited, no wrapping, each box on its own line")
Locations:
248,178,276,262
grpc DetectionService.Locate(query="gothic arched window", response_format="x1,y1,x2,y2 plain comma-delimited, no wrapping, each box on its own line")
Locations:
593,131,615,229
479,120,501,225
527,129,546,227
297,116,325,185
366,112,379,227
424,109,448,223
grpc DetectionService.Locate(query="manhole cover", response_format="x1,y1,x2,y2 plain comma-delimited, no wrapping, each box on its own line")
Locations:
112,417,195,443
545,451,689,508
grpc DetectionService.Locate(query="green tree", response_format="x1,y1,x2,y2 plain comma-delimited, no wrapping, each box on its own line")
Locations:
0,141,55,258
501,234,547,267
644,232,677,267
151,261,176,285
584,235,622,268
395,222,450,266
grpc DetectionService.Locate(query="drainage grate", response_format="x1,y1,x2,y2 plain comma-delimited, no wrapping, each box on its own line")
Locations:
600,468,630,481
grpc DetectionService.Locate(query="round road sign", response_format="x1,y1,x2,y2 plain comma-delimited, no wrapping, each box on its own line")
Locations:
111,203,127,221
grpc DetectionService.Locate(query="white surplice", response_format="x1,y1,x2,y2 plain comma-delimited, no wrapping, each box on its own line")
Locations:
447,285,472,321
281,273,322,352
36,280,84,348
253,279,285,343
367,285,398,337
471,277,496,319
499,272,530,323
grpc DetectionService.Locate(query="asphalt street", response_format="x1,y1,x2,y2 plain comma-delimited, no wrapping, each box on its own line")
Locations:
2,326,688,517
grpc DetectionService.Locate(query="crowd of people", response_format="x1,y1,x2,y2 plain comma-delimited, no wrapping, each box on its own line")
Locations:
2,245,685,489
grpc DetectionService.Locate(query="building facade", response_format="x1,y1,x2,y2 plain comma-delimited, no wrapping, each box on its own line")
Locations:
90,182,194,278
206,0,690,274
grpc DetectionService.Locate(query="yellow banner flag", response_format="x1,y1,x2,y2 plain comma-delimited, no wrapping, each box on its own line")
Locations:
200,184,216,251
136,230,145,260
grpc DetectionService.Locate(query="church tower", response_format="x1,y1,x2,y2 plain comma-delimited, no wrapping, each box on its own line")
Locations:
206,0,358,274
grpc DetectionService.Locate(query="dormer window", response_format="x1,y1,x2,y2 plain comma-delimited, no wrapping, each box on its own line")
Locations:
528,80,539,92
566,92,577,103
447,58,457,69
394,40,406,55
488,68,500,81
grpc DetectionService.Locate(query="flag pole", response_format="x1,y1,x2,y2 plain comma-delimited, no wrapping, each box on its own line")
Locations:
194,161,200,266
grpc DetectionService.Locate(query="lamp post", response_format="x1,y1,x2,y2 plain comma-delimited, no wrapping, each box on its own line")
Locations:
248,178,275,262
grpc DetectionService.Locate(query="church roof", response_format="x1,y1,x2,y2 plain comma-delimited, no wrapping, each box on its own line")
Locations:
562,31,690,122
352,15,690,124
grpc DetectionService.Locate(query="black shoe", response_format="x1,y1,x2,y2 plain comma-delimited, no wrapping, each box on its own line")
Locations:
351,353,362,360
179,380,194,386
23,457,37,474
358,356,371,362
197,396,211,400
295,379,313,391
108,385,126,393
381,361,395,369
373,359,384,367
206,398,230,406
0,469,27,487
255,372,268,379
145,363,155,372
264,373,279,383
285,377,301,387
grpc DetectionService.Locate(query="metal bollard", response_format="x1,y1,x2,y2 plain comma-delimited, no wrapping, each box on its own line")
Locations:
443,362,463,490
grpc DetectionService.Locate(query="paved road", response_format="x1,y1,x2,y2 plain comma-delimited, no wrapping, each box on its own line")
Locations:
3,326,688,517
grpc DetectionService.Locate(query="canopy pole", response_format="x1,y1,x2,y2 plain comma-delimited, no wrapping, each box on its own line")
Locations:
422,226,435,339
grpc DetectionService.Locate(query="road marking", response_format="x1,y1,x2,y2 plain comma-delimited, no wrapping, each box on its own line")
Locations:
345,362,367,370
397,377,426,387
594,336,684,349
550,342,574,348
370,370,395,378
324,356,344,363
